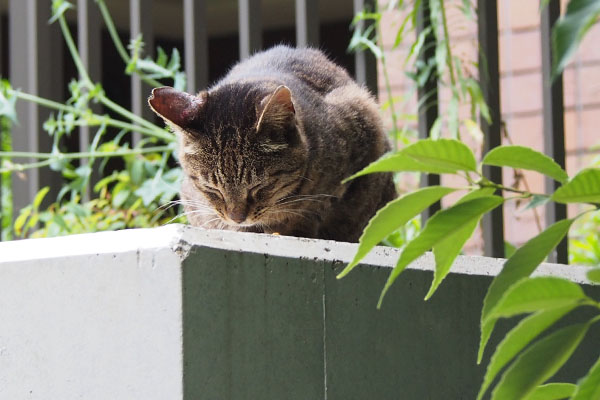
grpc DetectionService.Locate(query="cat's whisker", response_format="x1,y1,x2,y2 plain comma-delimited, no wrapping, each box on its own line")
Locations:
275,193,337,205
275,198,326,207
291,175,314,182
156,201,189,212
162,210,201,225
167,208,219,225
157,199,214,213
264,207,315,221
184,209,218,217
201,217,224,228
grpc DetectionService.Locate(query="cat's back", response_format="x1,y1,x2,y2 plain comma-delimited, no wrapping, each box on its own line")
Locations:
220,45,352,94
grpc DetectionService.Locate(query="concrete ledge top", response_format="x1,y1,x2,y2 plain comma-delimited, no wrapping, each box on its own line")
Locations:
0,224,594,284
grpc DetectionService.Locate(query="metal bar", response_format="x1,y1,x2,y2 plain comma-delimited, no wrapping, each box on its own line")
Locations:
478,0,504,258
416,0,440,221
78,0,102,201
238,0,262,60
352,0,377,96
184,0,209,93
130,0,155,144
295,0,319,48
0,7,3,75
9,0,63,213
541,0,568,264
0,10,4,240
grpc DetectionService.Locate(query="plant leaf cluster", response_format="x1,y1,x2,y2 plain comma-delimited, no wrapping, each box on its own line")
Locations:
341,140,600,398
345,1,600,397
0,0,186,238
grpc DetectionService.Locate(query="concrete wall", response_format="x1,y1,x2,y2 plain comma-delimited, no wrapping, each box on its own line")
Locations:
0,224,598,399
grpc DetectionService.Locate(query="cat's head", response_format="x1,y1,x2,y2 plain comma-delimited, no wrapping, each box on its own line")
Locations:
148,84,308,227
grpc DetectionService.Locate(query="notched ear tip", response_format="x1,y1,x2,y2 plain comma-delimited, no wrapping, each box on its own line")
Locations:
147,86,173,113
147,86,207,128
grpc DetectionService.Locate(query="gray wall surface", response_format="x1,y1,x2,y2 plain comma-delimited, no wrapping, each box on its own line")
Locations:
0,224,598,399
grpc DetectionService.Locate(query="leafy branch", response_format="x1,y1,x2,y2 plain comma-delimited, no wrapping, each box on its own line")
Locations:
341,137,600,398
345,1,600,397
0,0,187,238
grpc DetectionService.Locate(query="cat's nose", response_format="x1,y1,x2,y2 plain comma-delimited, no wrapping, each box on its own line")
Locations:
228,207,247,224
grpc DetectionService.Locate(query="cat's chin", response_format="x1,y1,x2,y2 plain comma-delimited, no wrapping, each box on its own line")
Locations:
223,220,259,229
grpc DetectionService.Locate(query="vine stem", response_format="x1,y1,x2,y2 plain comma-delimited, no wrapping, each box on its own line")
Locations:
0,145,173,174
0,145,172,162
95,0,130,64
97,94,174,141
478,178,550,198
373,3,400,148
10,90,173,141
95,0,163,88
58,15,91,85
53,4,171,140
438,0,456,87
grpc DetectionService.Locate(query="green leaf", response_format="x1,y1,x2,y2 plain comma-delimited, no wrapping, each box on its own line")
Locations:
65,203,89,219
524,383,577,400
525,194,551,211
344,139,477,182
337,186,456,278
587,268,600,283
50,0,74,24
167,48,181,72
402,138,477,172
477,306,575,400
378,196,504,308
552,0,600,79
571,356,600,400
491,323,590,400
482,146,569,184
425,189,493,300
156,47,168,67
112,189,131,208
14,206,32,236
487,277,587,320
466,78,491,123
52,214,70,232
552,168,600,204
343,152,455,182
479,218,575,362
33,186,50,210
0,82,18,124
428,219,477,300
505,241,517,258
173,72,187,91
130,159,144,186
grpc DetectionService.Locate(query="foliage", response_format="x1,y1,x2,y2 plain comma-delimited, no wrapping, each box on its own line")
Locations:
570,210,600,266
345,0,600,399
1,111,12,240
13,152,182,238
0,0,186,238
551,0,600,79
343,137,600,399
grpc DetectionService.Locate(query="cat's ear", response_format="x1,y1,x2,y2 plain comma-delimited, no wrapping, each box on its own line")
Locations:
148,87,207,130
256,85,295,131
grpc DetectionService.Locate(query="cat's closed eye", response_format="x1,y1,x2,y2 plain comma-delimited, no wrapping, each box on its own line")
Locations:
198,184,225,201
248,183,266,200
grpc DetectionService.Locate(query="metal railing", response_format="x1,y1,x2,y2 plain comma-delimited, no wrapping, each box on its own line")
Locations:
0,0,569,263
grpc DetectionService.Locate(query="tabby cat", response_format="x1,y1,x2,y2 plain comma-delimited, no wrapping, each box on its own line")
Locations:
148,45,395,242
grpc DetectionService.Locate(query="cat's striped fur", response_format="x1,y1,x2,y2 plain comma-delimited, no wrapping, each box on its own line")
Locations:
148,45,395,242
